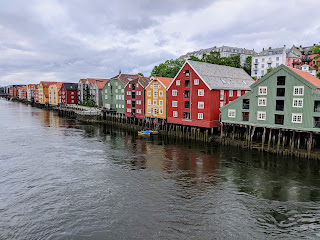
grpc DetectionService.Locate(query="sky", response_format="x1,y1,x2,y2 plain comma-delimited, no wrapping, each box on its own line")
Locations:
1,0,320,86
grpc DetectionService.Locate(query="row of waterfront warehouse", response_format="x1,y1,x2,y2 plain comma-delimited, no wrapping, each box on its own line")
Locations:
4,59,320,132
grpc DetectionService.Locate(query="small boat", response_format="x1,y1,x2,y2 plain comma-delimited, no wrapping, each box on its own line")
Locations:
138,130,159,136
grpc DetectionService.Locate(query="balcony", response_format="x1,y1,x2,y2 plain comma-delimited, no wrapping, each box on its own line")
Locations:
314,101,320,112
185,80,190,88
276,100,284,111
184,90,190,98
185,101,190,108
254,61,259,65
276,88,285,97
267,59,272,63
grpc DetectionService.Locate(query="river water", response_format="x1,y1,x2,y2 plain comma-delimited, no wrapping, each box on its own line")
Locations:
1,99,320,239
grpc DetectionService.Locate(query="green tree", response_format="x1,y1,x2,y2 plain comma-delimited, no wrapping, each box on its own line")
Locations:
188,56,203,62
230,54,241,68
243,56,252,75
266,67,275,74
312,42,320,79
138,73,144,76
202,51,221,64
220,57,235,67
85,85,91,103
150,59,185,78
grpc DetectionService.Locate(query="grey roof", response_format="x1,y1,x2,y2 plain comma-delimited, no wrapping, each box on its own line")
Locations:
255,46,285,56
188,60,254,90
63,83,78,91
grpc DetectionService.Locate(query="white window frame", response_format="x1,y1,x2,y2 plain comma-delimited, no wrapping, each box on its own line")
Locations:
173,111,178,117
159,100,163,106
147,91,151,97
147,107,151,113
153,108,158,115
229,90,233,97
159,108,163,115
259,87,267,95
198,89,204,96
127,100,131,104
258,97,267,106
257,111,266,120
127,108,131,113
159,91,163,97
147,99,151,105
220,90,224,100
220,102,224,107
194,79,199,85
137,109,141,114
176,80,180,86
172,101,178,107
228,109,236,118
292,98,303,108
153,100,157,105
198,113,203,119
293,86,304,96
237,90,241,97
172,90,177,96
292,113,302,123
198,101,204,109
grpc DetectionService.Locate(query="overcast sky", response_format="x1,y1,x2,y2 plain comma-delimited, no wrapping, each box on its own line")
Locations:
1,0,320,86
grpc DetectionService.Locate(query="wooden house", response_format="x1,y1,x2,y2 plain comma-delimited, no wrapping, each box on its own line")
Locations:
144,77,174,120
124,76,150,119
60,83,78,105
220,64,320,132
38,81,56,104
167,60,254,128
102,73,140,114
49,83,63,105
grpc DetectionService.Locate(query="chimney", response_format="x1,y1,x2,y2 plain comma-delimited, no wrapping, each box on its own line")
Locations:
263,48,264,51
300,45,302,47
269,47,271,49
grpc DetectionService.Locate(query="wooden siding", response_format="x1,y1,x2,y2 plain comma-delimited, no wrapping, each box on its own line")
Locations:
145,79,167,119
102,79,125,114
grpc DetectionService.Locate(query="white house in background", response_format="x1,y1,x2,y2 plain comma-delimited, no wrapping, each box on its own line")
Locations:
251,46,287,79
300,64,317,77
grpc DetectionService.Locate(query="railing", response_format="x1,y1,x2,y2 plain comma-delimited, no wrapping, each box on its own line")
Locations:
314,107,320,113
275,119,284,125
242,115,249,121
276,105,284,111
242,104,250,109
314,121,320,128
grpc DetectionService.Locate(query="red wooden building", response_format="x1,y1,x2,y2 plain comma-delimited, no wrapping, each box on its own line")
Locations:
125,76,150,119
60,83,78,105
167,60,254,128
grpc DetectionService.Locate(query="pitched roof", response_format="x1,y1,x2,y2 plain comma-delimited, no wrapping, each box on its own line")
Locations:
111,74,141,86
96,79,108,89
187,60,254,90
255,46,285,56
63,83,78,91
137,76,151,88
156,77,174,88
289,67,320,87
54,82,63,90
40,81,56,88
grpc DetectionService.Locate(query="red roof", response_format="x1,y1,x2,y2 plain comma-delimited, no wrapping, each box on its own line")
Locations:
157,77,174,88
289,67,320,87
96,79,108,89
40,81,56,88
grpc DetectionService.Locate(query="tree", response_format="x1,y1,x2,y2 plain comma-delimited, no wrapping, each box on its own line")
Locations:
85,85,91,103
202,51,221,64
188,56,203,62
312,42,320,79
266,67,275,74
150,59,185,78
138,73,144,76
220,57,235,67
230,54,241,68
243,56,252,75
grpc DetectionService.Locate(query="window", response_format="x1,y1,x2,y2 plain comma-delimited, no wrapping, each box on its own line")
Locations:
115,82,118,86
71,100,74,103
255,59,258,63
116,89,118,93
185,80,190,88
122,95,124,100
153,108,158,115
153,83,159,89
198,102,204,109
122,105,124,108
172,90,177,96
137,109,141,114
277,76,285,85
116,104,118,108
173,111,178,117
172,101,178,107
293,86,304,96
262,58,265,62
198,89,204,96
259,87,267,95
257,111,266,120
176,80,180,86
153,100,157,105
121,89,124,93
159,100,163,106
159,108,163,115
237,90,241,97
276,63,279,67
194,79,199,85
276,57,279,61
148,107,151,113
71,92,74,95
261,70,264,75
220,90,224,100
147,91,151,97
127,91,131,95
129,84,131,88
293,98,303,108
127,100,131,104
292,113,302,123
258,97,267,106
185,70,189,77
159,91,163,97
184,112,191,119
198,113,203,119
220,102,224,107
153,90,158,99
147,99,151,105
229,90,233,97
185,101,190,108
116,95,118,100
71,96,74,99
228,109,236,118
127,108,131,113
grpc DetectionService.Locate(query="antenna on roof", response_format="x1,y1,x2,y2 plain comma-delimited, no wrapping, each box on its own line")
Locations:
119,69,122,77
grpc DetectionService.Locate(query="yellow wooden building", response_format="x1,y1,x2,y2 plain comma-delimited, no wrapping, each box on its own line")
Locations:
49,82,63,105
145,77,173,119
38,81,56,104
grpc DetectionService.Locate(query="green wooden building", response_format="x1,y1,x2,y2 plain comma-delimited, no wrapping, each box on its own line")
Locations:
102,73,140,114
220,65,320,132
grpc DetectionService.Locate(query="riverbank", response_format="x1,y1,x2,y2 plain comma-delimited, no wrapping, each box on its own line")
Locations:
3,96,320,160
